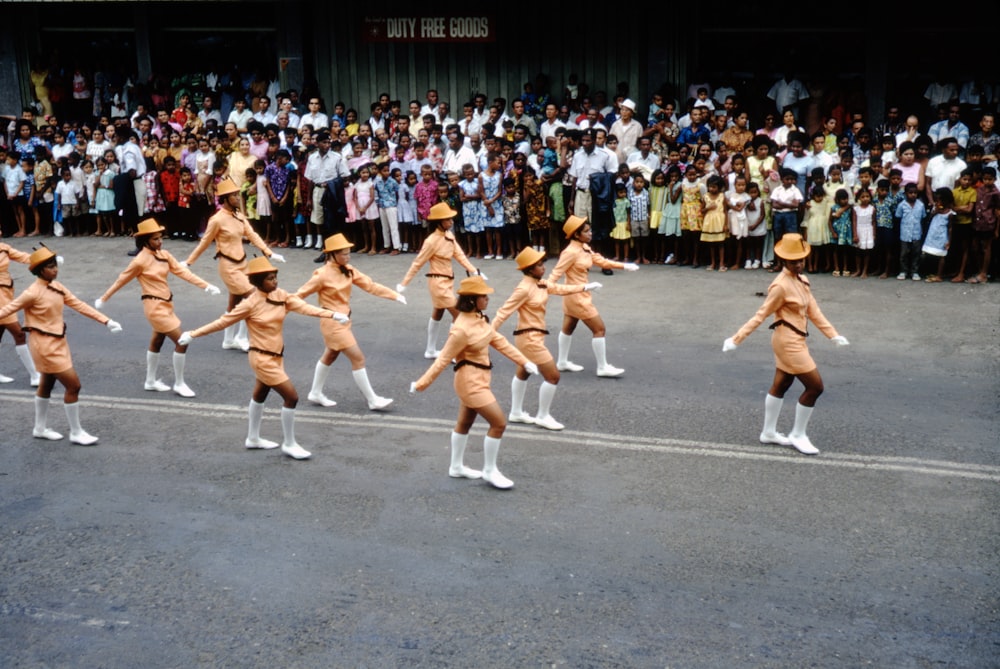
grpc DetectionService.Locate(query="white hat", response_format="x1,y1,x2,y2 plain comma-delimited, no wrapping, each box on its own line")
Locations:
620,98,636,112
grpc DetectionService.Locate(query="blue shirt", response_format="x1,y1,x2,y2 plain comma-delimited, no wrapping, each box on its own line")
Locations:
895,199,926,243
374,175,399,209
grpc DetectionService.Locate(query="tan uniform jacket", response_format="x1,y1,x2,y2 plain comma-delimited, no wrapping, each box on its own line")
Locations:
732,269,838,374
415,311,529,408
400,229,477,309
184,207,272,296
295,262,399,350
100,247,210,333
0,243,32,325
0,278,109,373
545,240,622,320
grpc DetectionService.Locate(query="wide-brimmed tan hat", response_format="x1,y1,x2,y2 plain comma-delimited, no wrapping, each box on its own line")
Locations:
135,219,166,237
563,215,588,239
246,256,278,275
215,177,240,198
774,233,811,261
456,275,494,296
515,247,545,270
427,202,457,221
323,233,353,253
28,245,57,272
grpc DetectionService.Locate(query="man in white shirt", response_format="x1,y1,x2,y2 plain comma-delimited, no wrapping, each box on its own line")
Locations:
443,131,477,175
924,139,967,201
927,104,970,149
252,96,276,125
569,129,614,221
304,132,351,242
420,89,439,117
539,103,566,143
767,74,809,117
626,136,660,179
198,96,222,127
299,96,329,131
278,97,301,129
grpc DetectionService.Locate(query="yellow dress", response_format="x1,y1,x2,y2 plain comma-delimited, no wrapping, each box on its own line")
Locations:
700,191,726,242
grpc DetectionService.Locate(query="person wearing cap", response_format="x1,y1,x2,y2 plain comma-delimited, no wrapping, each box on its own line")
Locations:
609,99,642,163
295,233,405,411
179,256,348,460
493,247,602,430
95,219,222,398
184,177,285,351
723,233,850,455
411,275,537,489
396,202,482,359
0,241,41,386
0,245,123,445
546,216,638,377
304,130,351,250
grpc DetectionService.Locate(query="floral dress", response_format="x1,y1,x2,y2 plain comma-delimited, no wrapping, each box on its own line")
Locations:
459,178,484,233
481,170,504,229
679,180,703,232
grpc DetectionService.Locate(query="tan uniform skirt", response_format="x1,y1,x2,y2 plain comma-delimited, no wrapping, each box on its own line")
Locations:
218,256,254,296
28,329,72,374
562,291,598,320
428,276,458,310
143,296,181,333
249,350,289,386
514,331,554,366
319,318,356,351
771,326,816,375
454,365,495,409
0,284,17,325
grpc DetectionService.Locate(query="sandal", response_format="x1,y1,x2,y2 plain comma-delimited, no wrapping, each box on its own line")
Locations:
832,270,841,277
925,275,942,283
966,277,980,284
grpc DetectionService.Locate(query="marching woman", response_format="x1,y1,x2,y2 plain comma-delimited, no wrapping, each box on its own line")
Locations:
396,202,483,359
546,215,638,377
0,241,40,385
295,233,405,410
180,257,349,460
95,219,221,397
0,245,122,445
183,177,285,351
411,276,538,489
493,247,602,430
723,233,849,454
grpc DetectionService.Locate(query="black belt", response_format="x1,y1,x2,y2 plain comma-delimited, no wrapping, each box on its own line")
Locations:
0,281,12,289
769,320,808,337
141,293,173,302
453,359,493,372
248,346,284,357
214,251,247,263
426,273,453,279
24,323,67,338
513,327,549,336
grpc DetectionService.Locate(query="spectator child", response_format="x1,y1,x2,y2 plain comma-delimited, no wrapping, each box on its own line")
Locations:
949,169,976,282
969,166,1000,283
923,188,954,282
179,167,197,241
610,182,631,261
873,179,898,278
700,174,727,270
501,177,521,259
829,188,855,276
54,168,82,237
661,166,683,264
726,174,751,270
397,170,418,252
895,184,926,281
354,164,378,254
628,174,651,263
745,181,766,268
852,188,875,278
679,163,704,265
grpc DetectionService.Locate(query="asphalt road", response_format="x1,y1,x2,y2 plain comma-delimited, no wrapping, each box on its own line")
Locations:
1,236,997,668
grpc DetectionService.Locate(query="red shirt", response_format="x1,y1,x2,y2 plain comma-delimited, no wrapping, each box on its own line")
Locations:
160,169,180,204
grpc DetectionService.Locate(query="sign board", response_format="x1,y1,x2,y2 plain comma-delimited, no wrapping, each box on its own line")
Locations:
362,16,495,43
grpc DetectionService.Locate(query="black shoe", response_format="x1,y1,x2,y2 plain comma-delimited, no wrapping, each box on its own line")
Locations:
127,248,139,257
602,268,614,276
313,252,326,264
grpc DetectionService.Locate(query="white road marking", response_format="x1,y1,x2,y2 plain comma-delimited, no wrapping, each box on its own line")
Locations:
2,389,998,482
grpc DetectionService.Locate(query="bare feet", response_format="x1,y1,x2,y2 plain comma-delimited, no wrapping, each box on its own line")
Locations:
950,275,965,283
879,273,888,279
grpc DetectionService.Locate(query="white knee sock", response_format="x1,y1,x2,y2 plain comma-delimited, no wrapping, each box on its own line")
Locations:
537,381,558,419
425,318,442,356
557,332,573,365
16,344,39,385
510,376,528,416
763,394,784,435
